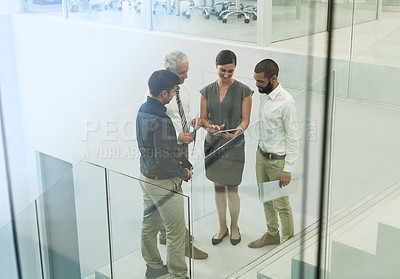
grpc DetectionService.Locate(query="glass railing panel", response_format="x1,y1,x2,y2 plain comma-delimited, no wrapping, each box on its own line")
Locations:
326,8,400,279
152,0,257,44
14,203,43,279
0,221,19,279
67,0,148,29
36,161,110,279
107,170,192,279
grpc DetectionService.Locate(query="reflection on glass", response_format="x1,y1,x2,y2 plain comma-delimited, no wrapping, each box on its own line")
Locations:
67,0,147,29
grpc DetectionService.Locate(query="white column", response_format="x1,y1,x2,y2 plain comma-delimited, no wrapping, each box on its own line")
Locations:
257,0,272,47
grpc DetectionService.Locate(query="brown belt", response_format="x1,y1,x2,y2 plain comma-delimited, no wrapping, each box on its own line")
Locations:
258,147,286,160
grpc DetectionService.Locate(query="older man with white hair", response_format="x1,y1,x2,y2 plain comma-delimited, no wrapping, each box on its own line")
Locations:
148,50,208,260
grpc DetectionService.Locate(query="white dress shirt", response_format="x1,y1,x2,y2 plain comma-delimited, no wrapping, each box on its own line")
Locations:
258,83,299,173
145,83,192,144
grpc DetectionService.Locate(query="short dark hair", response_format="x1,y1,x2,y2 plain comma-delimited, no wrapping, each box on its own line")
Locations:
216,50,237,66
148,70,180,97
254,59,279,79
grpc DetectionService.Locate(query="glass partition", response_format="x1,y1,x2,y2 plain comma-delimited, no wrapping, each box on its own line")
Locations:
0,222,19,279
324,4,400,278
272,0,328,42
24,0,63,13
190,90,317,277
21,0,384,47
14,203,43,279
106,170,192,279
67,0,148,29
333,0,378,29
0,161,112,279
36,161,111,279
383,0,400,9
152,0,257,43
1,160,194,279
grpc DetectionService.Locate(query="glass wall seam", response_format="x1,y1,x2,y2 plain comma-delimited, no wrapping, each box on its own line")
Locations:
105,168,115,279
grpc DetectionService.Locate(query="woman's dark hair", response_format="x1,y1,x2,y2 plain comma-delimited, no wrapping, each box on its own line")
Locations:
216,50,237,66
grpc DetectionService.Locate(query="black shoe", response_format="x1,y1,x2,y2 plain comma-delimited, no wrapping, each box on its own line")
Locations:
230,228,241,245
145,264,169,279
212,229,229,245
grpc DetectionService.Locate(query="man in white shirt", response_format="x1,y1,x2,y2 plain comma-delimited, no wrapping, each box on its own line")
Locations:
154,50,208,260
163,51,194,156
248,59,300,248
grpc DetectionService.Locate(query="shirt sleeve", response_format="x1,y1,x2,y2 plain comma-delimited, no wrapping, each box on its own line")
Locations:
200,86,207,97
281,101,300,173
241,83,253,99
183,85,193,127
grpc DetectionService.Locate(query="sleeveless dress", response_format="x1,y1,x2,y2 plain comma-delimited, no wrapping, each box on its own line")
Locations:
200,80,252,186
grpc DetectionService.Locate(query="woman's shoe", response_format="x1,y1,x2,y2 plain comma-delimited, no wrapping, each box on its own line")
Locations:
212,229,229,245
230,228,241,245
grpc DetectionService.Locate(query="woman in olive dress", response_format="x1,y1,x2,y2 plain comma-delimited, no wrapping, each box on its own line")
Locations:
200,50,252,246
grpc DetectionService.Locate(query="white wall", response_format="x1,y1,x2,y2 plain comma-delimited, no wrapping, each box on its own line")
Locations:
0,0,21,14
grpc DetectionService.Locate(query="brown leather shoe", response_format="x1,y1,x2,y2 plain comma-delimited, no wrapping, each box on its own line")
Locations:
248,232,280,248
159,234,194,245
185,244,208,260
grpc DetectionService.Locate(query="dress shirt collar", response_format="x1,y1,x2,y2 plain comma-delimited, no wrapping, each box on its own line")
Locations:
266,83,282,100
147,96,167,113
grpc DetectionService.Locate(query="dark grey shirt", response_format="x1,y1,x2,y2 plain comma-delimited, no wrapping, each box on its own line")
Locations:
200,80,252,143
136,96,188,179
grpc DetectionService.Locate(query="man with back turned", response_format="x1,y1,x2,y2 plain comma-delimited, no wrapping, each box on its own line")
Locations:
137,70,191,279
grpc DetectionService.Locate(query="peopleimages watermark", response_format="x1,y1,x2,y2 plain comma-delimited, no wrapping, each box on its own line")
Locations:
81,118,319,142
81,146,206,160
82,146,139,159
81,118,177,141
81,119,136,141
80,118,319,159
